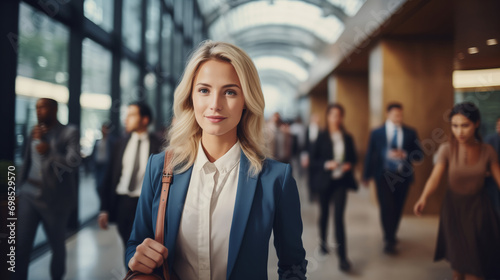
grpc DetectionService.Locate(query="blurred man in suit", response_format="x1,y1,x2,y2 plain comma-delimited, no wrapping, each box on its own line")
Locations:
16,98,80,280
301,113,321,202
485,116,500,216
98,102,161,247
363,103,423,254
90,121,116,194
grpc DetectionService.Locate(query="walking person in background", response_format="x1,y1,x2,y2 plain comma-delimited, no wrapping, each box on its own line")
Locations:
414,102,500,280
16,98,80,280
302,113,321,202
485,116,500,216
290,116,307,176
310,103,357,272
363,102,423,254
90,121,116,194
98,101,162,249
126,40,306,279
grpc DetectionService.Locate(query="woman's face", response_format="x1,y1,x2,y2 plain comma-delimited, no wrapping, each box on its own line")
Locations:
451,113,478,143
327,108,343,127
192,59,245,140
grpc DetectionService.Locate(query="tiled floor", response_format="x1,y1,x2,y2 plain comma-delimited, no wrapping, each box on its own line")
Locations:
28,173,452,280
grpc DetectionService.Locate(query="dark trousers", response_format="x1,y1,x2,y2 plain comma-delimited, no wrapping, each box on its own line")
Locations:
318,181,348,259
116,195,139,247
375,177,410,244
15,197,71,280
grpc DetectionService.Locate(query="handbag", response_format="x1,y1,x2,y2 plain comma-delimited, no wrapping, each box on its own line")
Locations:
123,151,177,280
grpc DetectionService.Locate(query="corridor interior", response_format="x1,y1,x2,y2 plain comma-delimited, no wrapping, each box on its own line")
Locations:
27,168,451,280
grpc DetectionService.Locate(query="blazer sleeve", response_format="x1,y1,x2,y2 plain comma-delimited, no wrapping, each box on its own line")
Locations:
363,130,376,181
310,132,328,171
346,134,357,166
273,164,307,279
125,154,157,267
45,125,80,174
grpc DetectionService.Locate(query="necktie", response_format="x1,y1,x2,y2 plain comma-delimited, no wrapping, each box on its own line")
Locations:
128,139,142,192
391,127,398,150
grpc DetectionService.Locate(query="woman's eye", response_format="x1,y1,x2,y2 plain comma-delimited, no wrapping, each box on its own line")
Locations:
199,88,208,94
225,90,236,96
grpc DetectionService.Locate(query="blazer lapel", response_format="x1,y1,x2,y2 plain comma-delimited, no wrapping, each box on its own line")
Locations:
165,166,193,269
401,125,411,150
226,151,258,279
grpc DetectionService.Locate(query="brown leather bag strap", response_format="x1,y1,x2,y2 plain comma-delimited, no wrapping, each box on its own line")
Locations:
154,150,173,280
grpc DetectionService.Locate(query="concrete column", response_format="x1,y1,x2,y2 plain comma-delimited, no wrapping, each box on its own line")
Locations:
369,39,454,215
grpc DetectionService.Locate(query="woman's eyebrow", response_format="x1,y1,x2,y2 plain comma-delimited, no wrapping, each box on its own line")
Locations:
222,84,241,89
195,83,211,87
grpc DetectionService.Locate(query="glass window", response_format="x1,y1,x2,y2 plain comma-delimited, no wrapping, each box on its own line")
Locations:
193,16,204,45
120,59,140,128
145,72,158,129
79,38,112,223
173,0,183,26
161,13,173,75
84,0,114,32
122,0,142,53
15,2,70,248
162,83,174,127
172,31,184,79
183,0,194,38
146,0,161,65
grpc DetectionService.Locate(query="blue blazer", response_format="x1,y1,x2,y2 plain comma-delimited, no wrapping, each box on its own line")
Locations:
126,151,307,280
362,124,423,184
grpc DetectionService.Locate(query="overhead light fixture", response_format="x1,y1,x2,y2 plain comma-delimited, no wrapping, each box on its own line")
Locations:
453,68,500,89
486,38,498,46
467,47,479,54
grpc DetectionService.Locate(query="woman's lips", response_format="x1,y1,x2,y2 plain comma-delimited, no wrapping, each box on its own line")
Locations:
206,116,226,123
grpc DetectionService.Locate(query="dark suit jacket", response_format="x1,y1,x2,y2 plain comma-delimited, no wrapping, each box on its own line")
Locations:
19,122,80,209
363,124,423,184
310,130,358,191
485,133,500,159
99,132,162,221
90,135,117,165
126,151,307,280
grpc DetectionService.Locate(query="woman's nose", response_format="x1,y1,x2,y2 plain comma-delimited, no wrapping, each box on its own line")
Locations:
210,92,222,111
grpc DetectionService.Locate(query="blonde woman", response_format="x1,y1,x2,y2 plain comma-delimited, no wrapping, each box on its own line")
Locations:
125,41,307,280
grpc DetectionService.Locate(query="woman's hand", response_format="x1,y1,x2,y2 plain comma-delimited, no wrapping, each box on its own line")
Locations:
324,160,339,170
413,198,426,217
128,238,169,274
98,212,109,230
342,163,352,172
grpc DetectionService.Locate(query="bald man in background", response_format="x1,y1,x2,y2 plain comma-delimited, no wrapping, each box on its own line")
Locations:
16,98,80,280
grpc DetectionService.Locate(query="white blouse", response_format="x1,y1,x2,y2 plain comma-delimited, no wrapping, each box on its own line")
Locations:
331,131,345,179
173,141,241,280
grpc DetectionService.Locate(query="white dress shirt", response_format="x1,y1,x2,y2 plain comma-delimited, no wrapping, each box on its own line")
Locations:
385,120,403,149
331,131,345,179
174,141,241,280
308,123,319,143
115,132,150,197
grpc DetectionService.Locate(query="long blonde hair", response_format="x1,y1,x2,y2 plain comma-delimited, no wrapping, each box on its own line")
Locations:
166,40,267,176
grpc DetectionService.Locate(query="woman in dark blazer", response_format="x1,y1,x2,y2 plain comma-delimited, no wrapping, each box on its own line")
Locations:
125,41,306,280
310,103,357,272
